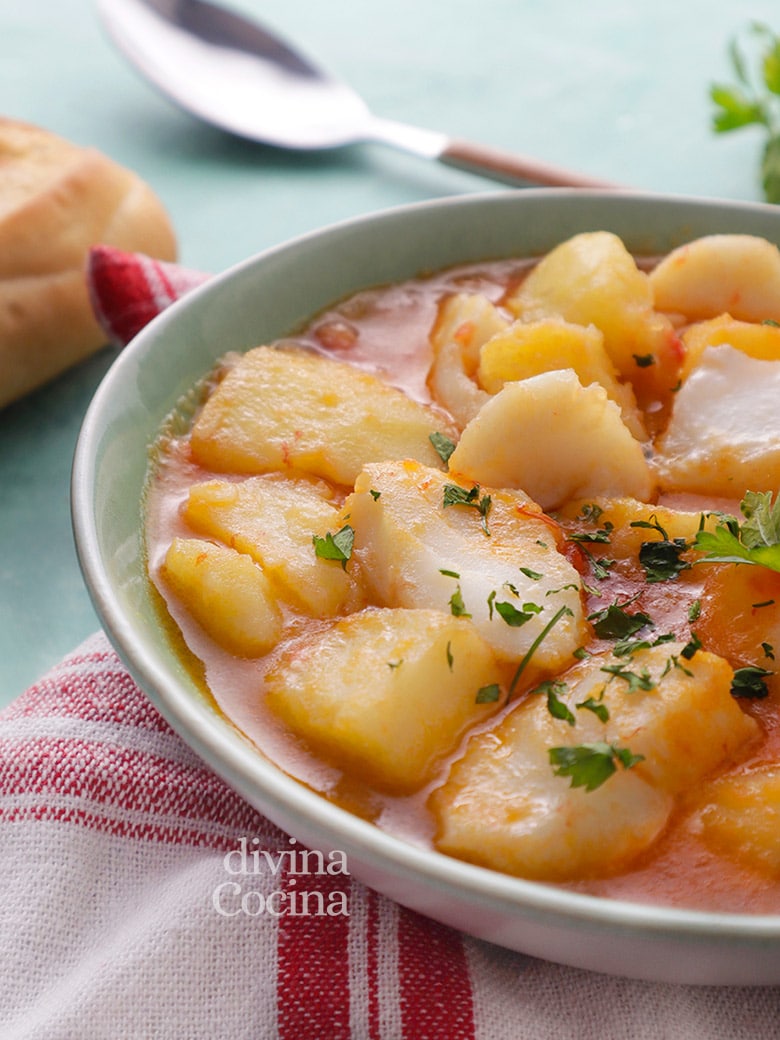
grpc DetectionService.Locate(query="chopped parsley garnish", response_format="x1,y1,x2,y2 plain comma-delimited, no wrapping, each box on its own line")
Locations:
576,696,610,723
476,683,502,704
497,600,541,627
637,538,691,582
630,516,691,582
569,522,614,545
549,742,645,792
508,605,573,695
442,482,492,535
387,659,403,670
588,599,653,640
312,524,354,569
532,679,575,726
731,664,772,699
519,566,543,580
577,503,604,524
600,663,656,693
661,654,694,679
694,491,780,572
763,641,776,660
681,633,703,660
446,641,454,671
429,431,456,465
449,585,471,618
369,488,382,501
688,599,702,622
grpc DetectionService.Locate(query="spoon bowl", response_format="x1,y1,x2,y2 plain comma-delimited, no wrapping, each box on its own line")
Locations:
97,0,616,187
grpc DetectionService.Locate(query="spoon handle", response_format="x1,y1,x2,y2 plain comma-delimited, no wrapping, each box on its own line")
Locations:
369,117,618,189
438,137,619,189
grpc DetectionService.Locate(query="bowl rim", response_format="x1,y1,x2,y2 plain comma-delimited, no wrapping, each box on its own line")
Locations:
72,187,780,950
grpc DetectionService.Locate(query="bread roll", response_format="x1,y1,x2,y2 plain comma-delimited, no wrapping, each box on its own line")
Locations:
0,117,177,408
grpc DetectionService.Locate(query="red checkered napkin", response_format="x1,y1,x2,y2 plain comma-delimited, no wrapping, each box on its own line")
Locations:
0,246,777,1038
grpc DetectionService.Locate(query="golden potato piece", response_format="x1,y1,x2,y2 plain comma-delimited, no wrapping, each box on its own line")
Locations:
692,768,780,877
448,369,654,510
191,345,455,485
431,644,757,880
649,234,780,323
161,537,282,657
507,231,681,402
182,475,357,617
264,607,504,792
477,318,645,439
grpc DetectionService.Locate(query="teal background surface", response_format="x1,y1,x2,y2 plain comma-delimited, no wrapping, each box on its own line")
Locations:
1,0,778,702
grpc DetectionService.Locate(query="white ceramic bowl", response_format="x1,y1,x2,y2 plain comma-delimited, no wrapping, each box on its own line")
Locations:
72,190,780,984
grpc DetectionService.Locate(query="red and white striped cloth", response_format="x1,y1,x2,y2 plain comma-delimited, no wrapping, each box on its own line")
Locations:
1,247,779,1038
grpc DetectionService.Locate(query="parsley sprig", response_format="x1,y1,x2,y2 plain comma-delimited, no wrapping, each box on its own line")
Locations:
710,22,780,202
694,491,780,571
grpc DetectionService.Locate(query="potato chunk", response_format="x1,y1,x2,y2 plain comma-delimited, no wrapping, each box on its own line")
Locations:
264,607,504,791
182,475,357,617
654,345,780,498
690,768,780,877
430,644,758,880
507,231,681,402
190,345,455,485
448,369,654,510
428,293,505,429
345,459,586,670
649,234,780,323
477,318,645,439
161,537,282,657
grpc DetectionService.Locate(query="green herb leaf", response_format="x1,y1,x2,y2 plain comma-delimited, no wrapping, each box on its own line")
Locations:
430,431,456,465
442,482,492,535
731,664,772,699
312,524,355,569
600,663,656,693
449,585,471,618
694,492,780,571
549,742,645,792
494,600,537,628
576,696,610,723
532,679,576,726
709,24,780,202
508,605,573,695
588,601,653,640
476,683,502,704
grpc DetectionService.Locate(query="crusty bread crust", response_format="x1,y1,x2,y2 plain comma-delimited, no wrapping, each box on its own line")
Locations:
0,118,177,407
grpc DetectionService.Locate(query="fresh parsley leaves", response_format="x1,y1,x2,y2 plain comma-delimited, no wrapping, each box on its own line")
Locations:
549,742,645,792
588,599,653,640
312,524,354,569
429,431,456,464
731,664,772,699
694,492,780,572
442,482,492,535
710,22,780,203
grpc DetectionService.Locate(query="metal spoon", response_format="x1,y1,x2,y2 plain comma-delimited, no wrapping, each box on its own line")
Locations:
97,0,616,189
